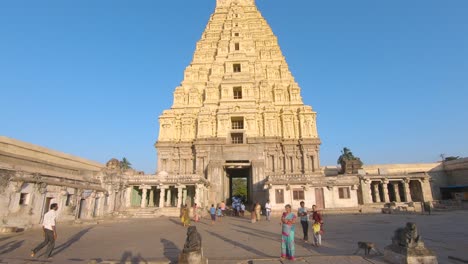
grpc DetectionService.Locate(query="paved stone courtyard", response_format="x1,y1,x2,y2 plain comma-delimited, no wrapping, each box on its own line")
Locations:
0,211,467,264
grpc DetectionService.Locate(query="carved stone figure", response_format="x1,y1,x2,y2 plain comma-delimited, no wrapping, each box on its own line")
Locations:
0,170,13,192
183,226,202,253
178,226,207,263
392,222,422,249
384,222,438,264
106,159,121,171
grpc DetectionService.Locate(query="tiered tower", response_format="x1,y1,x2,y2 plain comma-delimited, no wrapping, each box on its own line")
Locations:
156,0,321,203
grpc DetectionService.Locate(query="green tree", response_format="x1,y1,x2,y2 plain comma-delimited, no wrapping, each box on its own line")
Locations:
232,178,248,198
120,157,132,171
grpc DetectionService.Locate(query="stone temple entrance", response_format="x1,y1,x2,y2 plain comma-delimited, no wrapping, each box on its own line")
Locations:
226,161,252,205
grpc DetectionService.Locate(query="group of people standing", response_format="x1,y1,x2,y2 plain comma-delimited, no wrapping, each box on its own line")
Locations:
209,201,226,224
281,201,323,261
181,199,324,262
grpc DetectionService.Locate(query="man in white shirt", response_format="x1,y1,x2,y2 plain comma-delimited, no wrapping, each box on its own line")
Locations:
264,200,272,221
31,203,58,259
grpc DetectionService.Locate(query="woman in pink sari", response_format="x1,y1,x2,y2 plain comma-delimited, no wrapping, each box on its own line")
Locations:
192,203,199,222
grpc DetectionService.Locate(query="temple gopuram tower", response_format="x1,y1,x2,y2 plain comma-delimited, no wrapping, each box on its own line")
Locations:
156,0,321,205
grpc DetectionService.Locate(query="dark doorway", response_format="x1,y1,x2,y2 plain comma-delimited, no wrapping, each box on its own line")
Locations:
315,188,325,209
44,197,52,214
93,197,100,217
78,199,86,219
226,167,251,205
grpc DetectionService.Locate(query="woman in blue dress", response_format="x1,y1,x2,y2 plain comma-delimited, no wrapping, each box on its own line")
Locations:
281,204,297,260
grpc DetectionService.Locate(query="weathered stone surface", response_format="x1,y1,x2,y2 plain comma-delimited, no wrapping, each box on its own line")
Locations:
178,226,208,264
384,247,438,264
384,222,438,264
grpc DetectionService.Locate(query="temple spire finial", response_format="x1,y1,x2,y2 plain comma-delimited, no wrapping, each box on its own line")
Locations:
216,0,255,7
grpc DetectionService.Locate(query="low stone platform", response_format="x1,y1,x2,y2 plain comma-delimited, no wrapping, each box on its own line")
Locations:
0,211,466,264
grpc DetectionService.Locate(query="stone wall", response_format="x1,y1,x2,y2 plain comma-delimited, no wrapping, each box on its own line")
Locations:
443,158,468,186
0,136,120,229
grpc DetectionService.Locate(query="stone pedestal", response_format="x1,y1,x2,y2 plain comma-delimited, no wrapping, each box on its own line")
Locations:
384,245,438,264
178,250,208,264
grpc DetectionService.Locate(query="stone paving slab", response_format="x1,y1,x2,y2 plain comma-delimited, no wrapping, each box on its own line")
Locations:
0,211,467,263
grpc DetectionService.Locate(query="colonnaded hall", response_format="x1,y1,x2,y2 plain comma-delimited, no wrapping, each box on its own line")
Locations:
1,0,467,228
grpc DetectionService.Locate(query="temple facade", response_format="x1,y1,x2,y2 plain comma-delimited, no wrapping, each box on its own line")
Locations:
3,1,458,228
155,0,331,210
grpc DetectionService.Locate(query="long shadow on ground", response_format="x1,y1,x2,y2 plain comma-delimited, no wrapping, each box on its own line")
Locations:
206,230,276,258
0,240,24,255
51,227,93,257
161,238,180,262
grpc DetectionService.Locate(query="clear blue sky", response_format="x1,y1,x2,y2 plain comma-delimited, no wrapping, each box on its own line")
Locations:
1,1,467,173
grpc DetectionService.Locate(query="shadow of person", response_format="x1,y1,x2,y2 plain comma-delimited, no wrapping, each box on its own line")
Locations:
160,238,180,263
0,240,24,255
51,227,93,257
168,218,182,226
206,230,274,258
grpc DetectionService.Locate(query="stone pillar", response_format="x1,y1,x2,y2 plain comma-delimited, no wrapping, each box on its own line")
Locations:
183,188,188,206
194,184,202,206
140,186,149,208
420,178,434,202
361,179,372,204
59,188,69,215
268,186,275,205
403,179,412,202
372,182,381,203
251,160,265,203
392,182,401,202
125,187,132,207
177,185,186,208
148,188,155,207
381,180,390,203
166,189,172,207
158,187,166,208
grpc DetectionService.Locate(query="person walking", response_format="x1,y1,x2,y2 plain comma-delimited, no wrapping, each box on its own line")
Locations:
250,203,257,223
181,204,191,227
220,200,226,216
310,205,323,247
240,203,245,217
31,203,58,259
297,201,309,242
210,204,216,225
192,203,199,222
265,200,272,221
255,202,261,222
280,204,296,261
216,206,223,222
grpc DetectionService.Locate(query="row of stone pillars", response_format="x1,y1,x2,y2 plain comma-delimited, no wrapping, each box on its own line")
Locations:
361,179,413,204
370,180,412,203
137,184,207,209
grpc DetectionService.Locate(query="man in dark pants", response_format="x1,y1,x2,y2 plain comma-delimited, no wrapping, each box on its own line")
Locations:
31,203,58,259
297,201,309,242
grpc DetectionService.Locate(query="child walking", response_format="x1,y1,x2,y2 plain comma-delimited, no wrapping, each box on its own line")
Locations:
210,204,216,225
310,205,323,247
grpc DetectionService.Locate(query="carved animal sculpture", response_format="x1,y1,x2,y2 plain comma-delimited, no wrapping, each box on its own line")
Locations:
182,226,202,253
392,222,421,248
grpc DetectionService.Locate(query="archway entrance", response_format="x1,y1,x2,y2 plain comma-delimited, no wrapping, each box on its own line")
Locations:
226,167,251,205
